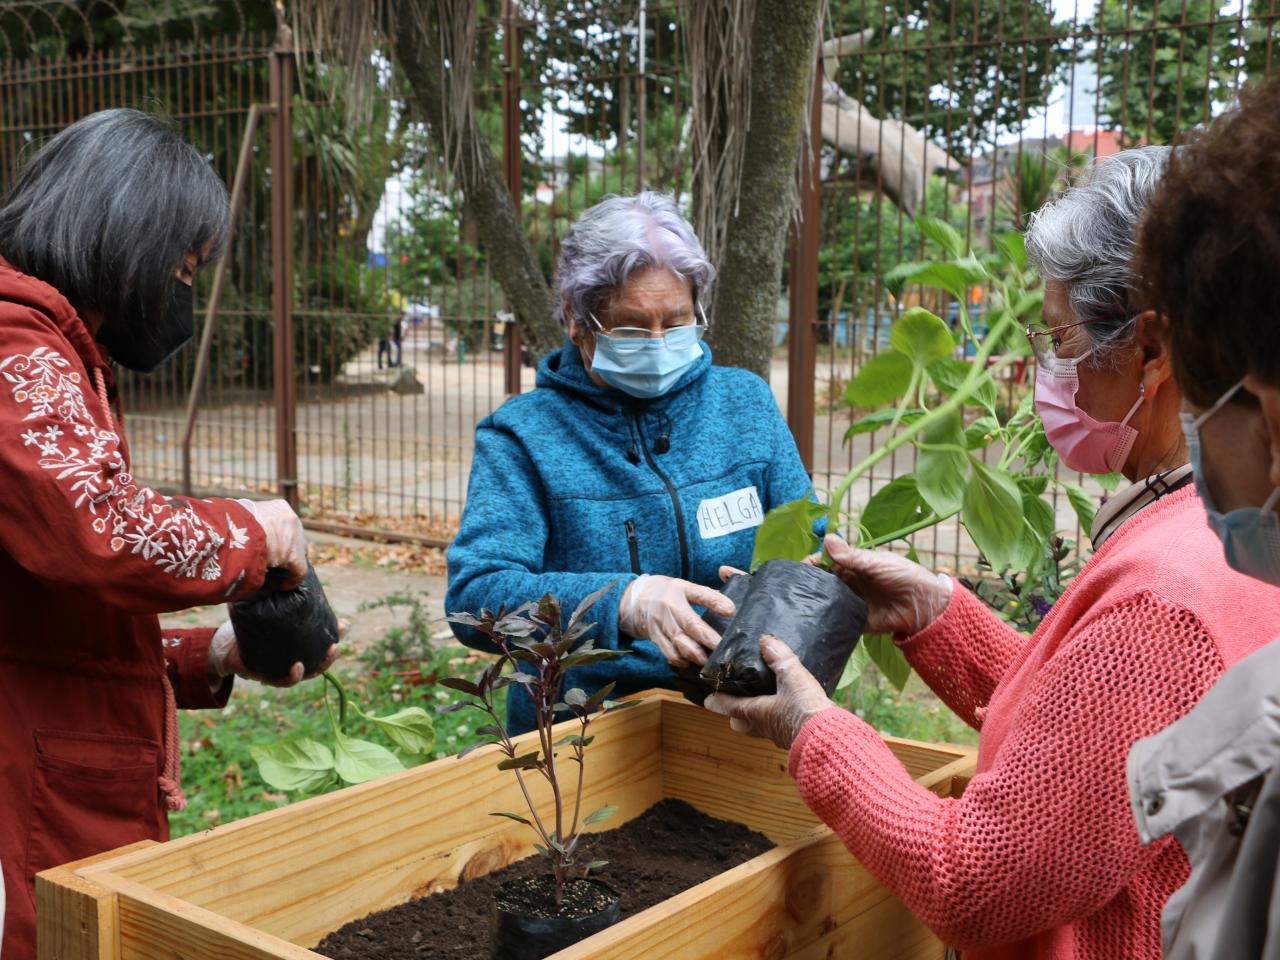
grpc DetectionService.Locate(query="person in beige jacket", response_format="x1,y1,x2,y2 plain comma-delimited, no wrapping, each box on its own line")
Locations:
1126,77,1280,959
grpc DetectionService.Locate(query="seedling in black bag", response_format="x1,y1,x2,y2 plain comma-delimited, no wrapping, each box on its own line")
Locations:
445,584,635,959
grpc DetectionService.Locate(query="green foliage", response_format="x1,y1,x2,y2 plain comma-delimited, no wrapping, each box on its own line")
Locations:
827,0,1068,154
749,497,828,570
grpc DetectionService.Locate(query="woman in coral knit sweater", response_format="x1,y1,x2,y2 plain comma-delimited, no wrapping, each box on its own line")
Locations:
705,149,1280,960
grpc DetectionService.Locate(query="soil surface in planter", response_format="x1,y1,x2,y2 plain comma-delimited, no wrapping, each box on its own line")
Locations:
315,798,774,959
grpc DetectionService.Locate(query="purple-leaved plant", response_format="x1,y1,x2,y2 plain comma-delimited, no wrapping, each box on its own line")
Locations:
442,582,636,905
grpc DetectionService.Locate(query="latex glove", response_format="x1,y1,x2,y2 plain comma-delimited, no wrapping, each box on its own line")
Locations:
208,618,347,688
618,575,736,668
813,534,952,636
717,565,747,583
244,498,309,590
704,634,834,750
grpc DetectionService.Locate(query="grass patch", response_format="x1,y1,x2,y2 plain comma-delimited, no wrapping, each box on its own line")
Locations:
834,672,978,748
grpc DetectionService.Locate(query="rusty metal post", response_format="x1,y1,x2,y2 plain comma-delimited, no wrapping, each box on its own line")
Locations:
270,25,298,507
786,53,823,474
635,0,647,191
502,0,524,395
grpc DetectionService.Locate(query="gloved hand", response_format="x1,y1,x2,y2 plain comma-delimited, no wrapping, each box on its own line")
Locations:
242,498,309,590
814,534,952,636
618,574,736,668
208,617,347,688
703,634,834,750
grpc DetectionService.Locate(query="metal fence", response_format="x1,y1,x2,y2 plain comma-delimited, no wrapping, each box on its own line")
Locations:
2,0,1277,569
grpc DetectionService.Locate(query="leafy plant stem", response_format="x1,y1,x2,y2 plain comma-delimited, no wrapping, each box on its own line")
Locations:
889,366,923,436
867,510,956,548
827,310,1017,532
323,671,346,731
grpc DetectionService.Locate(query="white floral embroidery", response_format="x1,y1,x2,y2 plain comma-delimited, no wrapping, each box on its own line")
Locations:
1,346,247,582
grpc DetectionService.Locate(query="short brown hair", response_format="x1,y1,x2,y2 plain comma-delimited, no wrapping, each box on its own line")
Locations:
1137,79,1280,407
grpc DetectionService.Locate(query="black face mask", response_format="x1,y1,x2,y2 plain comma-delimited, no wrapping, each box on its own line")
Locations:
99,281,196,374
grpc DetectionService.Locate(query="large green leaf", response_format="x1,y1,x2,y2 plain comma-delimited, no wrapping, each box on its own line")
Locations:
1063,482,1097,534
890,308,955,368
368,707,436,755
917,411,969,517
927,358,997,414
250,738,335,794
962,458,1026,573
836,644,872,690
916,216,966,260
860,475,928,541
864,634,912,692
994,232,1028,271
843,408,926,440
751,497,827,570
844,351,913,408
963,415,1000,450
334,732,404,784
883,260,988,301
1018,480,1057,577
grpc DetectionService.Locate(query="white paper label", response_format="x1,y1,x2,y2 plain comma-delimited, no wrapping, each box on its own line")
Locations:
696,486,764,540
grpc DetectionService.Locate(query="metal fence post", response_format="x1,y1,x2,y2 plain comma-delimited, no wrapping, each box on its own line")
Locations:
786,51,822,474
502,0,524,396
270,24,299,507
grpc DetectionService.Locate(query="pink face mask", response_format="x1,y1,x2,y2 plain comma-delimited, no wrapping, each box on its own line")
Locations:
1034,349,1145,475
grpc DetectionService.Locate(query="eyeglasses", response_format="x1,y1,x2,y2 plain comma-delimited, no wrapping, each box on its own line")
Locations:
1024,317,1093,365
588,303,708,352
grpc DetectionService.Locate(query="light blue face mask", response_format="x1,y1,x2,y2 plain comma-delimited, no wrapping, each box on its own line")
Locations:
1181,379,1280,586
587,309,706,400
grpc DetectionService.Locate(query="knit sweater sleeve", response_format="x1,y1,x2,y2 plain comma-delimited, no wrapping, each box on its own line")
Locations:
789,591,1224,951
897,581,1030,729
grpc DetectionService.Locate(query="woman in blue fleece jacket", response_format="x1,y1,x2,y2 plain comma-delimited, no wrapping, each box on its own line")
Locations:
446,192,815,733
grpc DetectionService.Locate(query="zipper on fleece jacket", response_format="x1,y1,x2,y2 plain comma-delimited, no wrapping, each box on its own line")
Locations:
627,410,689,581
624,520,641,575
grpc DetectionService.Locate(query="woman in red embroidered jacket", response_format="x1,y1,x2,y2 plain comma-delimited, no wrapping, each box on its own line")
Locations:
0,110,327,958
705,149,1280,959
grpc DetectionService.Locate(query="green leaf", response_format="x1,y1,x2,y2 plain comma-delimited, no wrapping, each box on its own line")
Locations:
490,811,532,826
1019,483,1057,573
860,475,928,541
843,408,926,441
994,232,1028,271
885,259,988,301
890,308,956,368
583,804,619,826
250,738,335,794
751,497,827,570
864,634,912,692
1094,472,1125,492
333,732,404,784
963,415,1000,450
584,860,610,873
439,677,481,697
926,358,997,414
568,580,618,631
836,644,872,690
368,707,436,755
844,351,914,407
1063,483,1097,534
962,458,1026,573
584,681,617,711
563,688,588,708
916,216,967,260
917,411,969,517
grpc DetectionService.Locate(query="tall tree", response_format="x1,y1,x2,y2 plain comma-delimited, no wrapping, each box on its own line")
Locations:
692,0,826,376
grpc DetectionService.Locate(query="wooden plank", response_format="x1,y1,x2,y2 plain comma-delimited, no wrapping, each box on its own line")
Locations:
36,841,155,960
81,698,662,949
110,876,318,960
658,701,974,844
555,830,941,960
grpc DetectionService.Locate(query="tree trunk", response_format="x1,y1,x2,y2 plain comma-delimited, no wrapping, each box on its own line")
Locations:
389,4,564,362
707,0,823,378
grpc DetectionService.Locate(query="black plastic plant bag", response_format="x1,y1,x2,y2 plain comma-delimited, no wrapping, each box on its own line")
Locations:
698,559,868,697
672,573,753,706
228,564,338,681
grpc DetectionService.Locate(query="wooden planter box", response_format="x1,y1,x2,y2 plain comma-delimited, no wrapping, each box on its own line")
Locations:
39,692,974,960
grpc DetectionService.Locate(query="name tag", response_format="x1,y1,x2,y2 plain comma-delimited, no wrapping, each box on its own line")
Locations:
696,486,764,540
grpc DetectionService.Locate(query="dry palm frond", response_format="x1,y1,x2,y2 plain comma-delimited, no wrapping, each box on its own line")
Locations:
289,0,480,180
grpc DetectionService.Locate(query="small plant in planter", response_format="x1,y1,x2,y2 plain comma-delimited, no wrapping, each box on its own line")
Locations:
444,583,636,960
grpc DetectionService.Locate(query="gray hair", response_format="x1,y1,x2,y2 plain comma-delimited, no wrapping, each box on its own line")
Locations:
1025,145,1171,363
556,191,714,329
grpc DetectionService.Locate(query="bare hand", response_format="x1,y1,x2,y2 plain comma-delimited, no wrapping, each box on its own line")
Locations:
703,634,834,749
253,499,309,590
618,575,735,668
815,534,952,636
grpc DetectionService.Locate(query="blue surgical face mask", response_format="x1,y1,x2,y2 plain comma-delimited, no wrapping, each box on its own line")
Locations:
587,309,706,400
1181,379,1280,586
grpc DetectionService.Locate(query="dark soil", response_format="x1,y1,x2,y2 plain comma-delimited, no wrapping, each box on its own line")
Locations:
492,876,614,920
315,798,774,959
